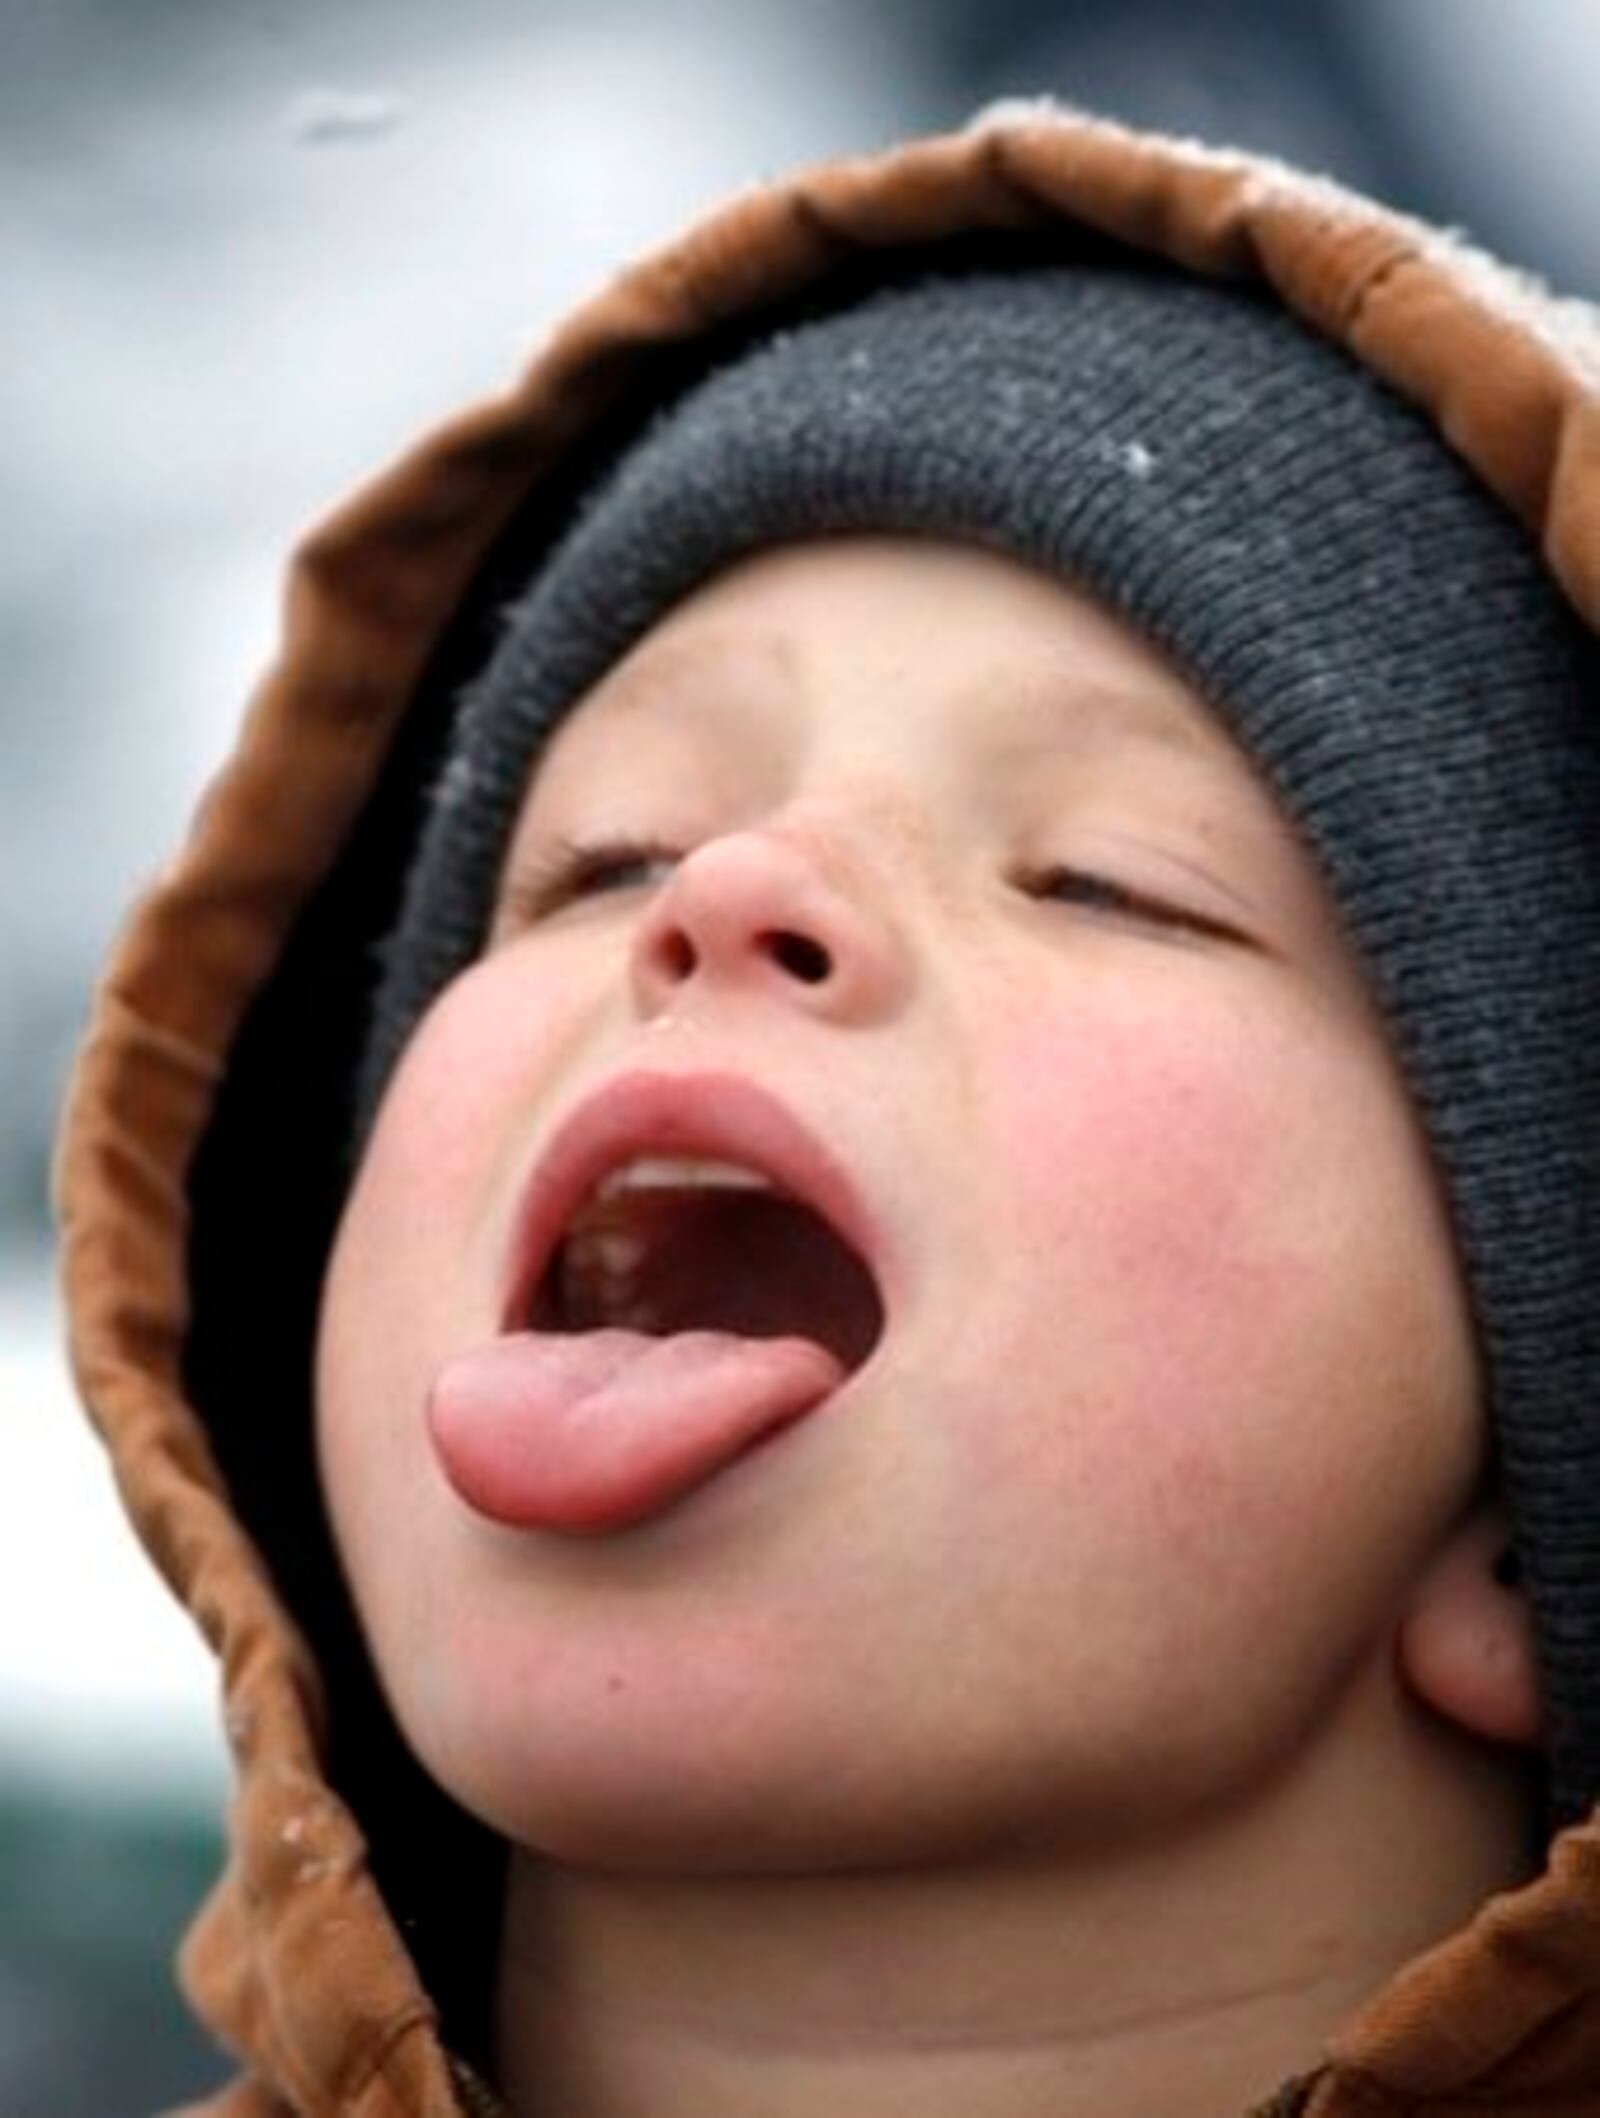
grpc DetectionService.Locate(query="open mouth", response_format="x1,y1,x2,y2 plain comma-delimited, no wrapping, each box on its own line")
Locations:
523,1156,886,1378
439,1081,892,1532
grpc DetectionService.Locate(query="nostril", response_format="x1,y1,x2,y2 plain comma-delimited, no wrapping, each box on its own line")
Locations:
657,931,697,981
765,930,832,984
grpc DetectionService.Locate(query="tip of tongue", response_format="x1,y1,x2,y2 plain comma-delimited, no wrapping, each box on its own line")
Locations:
427,1328,846,1533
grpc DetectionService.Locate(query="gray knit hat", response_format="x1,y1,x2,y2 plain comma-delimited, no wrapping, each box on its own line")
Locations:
356,258,1600,1824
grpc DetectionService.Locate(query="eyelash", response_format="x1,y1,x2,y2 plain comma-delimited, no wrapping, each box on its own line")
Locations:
504,835,1244,944
1019,865,1245,943
502,834,682,923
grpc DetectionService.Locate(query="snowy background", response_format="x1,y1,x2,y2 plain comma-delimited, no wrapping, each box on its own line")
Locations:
3,0,1596,2104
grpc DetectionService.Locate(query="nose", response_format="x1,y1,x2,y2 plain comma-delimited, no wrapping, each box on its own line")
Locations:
628,825,909,1026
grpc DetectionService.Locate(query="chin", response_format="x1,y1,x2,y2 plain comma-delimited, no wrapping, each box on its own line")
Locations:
395,1639,1000,1875
402,1656,1184,1880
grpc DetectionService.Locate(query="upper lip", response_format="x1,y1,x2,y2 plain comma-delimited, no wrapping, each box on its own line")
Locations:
499,1069,886,1334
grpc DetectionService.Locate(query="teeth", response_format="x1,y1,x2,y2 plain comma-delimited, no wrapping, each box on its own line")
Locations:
584,1229,648,1277
594,1156,777,1198
558,1219,657,1332
548,1158,778,1334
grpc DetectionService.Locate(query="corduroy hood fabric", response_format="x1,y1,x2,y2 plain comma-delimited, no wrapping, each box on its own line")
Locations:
55,102,1600,2117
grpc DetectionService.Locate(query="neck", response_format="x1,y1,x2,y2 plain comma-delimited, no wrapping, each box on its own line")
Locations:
492,1670,1533,2118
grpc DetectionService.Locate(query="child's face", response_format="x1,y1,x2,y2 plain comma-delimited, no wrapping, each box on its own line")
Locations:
316,535,1484,1866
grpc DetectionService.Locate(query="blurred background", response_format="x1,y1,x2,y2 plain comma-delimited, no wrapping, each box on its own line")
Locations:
4,0,1597,2104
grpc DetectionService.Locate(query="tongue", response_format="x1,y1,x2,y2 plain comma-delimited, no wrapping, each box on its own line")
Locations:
427,1329,844,1533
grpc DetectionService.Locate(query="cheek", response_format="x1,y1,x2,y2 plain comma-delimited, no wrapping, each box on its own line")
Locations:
315,947,604,1556
991,986,1307,1357
970,972,1482,1582
329,939,611,1312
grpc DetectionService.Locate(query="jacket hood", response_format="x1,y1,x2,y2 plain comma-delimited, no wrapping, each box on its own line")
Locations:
55,103,1600,2115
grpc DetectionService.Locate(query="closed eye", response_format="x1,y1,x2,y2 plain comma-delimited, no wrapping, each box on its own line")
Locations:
501,834,682,924
499,839,1250,947
1021,863,1249,945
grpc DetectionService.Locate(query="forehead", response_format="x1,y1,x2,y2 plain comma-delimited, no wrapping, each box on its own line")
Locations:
524,534,1261,796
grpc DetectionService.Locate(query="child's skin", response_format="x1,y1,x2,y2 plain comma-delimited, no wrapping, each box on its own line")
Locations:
316,536,1539,2117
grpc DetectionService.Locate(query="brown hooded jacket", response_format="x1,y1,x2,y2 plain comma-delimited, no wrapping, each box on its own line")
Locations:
55,103,1600,2116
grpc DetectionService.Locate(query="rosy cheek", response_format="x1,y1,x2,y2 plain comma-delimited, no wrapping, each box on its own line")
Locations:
992,990,1295,1322
971,983,1371,1553
320,950,600,1461
363,945,607,1283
